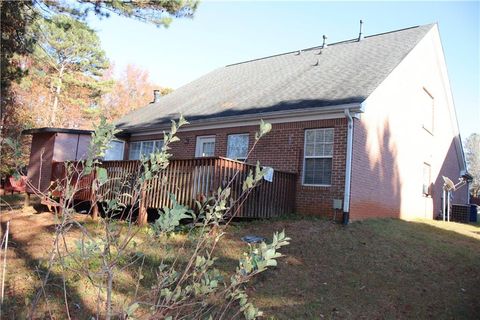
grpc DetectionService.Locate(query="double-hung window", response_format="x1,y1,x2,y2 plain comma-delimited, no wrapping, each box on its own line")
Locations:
303,128,334,186
128,140,163,160
195,136,216,157
227,134,249,161
422,162,431,196
104,140,125,160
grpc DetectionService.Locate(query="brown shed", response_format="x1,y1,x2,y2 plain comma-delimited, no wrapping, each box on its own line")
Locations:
23,128,93,193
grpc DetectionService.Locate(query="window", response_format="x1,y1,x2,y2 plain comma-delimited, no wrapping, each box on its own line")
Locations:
104,140,125,160
303,128,334,186
227,134,249,160
128,140,163,160
422,88,434,134
195,136,216,157
422,162,431,196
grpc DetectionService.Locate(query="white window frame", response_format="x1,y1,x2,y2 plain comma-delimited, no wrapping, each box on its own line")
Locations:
302,128,334,187
422,88,434,135
128,140,163,160
422,162,432,196
227,133,249,161
195,135,216,157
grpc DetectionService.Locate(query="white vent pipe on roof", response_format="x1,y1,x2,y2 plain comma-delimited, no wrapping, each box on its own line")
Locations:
358,20,364,41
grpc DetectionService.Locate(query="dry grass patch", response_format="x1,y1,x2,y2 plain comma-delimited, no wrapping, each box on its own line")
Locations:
1,209,479,319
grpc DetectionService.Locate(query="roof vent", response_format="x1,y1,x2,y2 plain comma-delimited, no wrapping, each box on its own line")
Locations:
152,89,161,103
322,35,328,48
358,20,364,41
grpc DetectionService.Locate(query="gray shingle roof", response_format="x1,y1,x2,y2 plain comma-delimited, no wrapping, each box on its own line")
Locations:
116,24,434,132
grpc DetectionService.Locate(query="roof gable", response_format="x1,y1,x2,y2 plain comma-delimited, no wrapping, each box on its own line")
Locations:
117,24,435,132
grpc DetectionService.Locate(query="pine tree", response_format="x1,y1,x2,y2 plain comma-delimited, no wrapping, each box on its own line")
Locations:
39,0,198,27
31,14,110,127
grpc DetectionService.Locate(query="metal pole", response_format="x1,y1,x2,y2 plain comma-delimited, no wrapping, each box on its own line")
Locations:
1,221,10,305
447,191,451,222
442,189,446,221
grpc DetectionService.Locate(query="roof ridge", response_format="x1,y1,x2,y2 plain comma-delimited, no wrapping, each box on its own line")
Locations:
226,23,433,68
364,24,426,39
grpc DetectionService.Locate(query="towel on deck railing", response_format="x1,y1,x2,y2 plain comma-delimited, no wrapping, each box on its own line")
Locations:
263,167,274,182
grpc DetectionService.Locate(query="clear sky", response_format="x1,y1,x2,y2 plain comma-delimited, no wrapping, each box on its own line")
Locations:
87,1,479,140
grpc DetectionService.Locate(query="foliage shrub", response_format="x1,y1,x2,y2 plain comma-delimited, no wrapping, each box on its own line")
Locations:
21,117,289,319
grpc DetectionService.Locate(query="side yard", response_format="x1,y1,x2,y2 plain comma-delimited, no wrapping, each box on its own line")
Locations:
0,201,479,319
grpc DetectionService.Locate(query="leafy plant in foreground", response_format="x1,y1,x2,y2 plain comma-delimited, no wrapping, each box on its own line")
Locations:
26,117,288,319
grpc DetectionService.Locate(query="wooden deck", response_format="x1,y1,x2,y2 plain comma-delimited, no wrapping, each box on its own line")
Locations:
50,157,297,221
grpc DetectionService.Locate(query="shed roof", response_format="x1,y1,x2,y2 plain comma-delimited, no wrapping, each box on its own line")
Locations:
22,127,93,135
116,24,435,132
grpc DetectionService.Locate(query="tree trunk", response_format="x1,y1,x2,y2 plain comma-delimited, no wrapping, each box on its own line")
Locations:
51,65,65,126
105,269,113,320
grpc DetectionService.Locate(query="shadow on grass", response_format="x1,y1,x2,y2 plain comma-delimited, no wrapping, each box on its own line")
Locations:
0,218,95,319
4,213,479,319
113,229,243,298
0,193,43,212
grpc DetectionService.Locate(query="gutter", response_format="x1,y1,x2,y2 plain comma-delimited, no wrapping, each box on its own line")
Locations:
343,109,354,225
120,102,363,136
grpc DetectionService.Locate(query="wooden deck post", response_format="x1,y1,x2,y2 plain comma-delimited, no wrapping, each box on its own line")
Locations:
24,193,30,207
137,183,148,225
91,201,99,220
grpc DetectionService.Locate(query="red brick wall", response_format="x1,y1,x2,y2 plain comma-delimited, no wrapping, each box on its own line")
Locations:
349,119,467,221
26,133,55,193
349,118,402,220
128,118,348,216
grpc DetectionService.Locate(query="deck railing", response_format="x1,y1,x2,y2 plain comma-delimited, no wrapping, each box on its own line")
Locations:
51,157,296,219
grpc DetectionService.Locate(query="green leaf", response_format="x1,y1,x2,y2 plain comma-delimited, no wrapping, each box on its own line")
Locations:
242,170,254,191
96,167,108,185
169,136,180,143
125,302,139,316
178,114,189,127
256,119,272,141
170,119,177,134
153,194,193,234
144,170,152,180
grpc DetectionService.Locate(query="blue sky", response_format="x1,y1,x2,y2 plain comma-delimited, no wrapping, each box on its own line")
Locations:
87,1,479,140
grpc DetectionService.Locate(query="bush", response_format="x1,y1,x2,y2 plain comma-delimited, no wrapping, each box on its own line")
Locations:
26,116,289,319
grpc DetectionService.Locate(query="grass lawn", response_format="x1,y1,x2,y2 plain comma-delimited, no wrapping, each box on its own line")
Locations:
0,193,32,211
0,206,479,319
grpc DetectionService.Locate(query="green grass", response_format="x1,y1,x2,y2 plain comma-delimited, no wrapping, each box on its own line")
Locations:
2,211,479,319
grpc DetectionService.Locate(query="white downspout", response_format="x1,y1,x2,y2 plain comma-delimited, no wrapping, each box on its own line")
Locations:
343,109,354,224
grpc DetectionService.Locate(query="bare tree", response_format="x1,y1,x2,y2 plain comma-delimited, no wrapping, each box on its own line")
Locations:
465,133,480,197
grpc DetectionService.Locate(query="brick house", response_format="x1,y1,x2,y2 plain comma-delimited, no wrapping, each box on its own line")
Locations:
25,23,470,222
